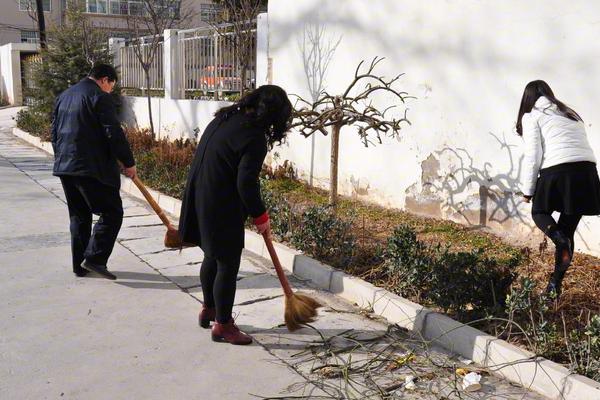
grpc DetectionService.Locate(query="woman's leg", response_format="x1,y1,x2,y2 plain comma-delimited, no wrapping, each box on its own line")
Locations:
213,251,243,323
531,212,558,236
532,211,571,260
557,214,582,254
200,255,218,308
532,212,572,295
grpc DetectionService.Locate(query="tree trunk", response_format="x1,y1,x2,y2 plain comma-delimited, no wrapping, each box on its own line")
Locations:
35,0,47,49
145,71,155,138
329,123,341,207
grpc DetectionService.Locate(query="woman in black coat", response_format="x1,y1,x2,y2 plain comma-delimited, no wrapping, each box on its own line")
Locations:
178,85,292,345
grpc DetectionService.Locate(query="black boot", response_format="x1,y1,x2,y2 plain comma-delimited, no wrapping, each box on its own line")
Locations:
545,230,572,299
546,269,567,299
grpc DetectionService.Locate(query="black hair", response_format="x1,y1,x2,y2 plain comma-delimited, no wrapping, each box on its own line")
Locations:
89,63,118,82
516,80,582,135
215,85,293,148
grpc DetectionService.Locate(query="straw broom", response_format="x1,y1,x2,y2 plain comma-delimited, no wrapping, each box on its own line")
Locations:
131,176,184,248
262,232,322,331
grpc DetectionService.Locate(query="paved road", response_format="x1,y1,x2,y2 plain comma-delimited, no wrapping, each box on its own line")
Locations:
0,107,547,399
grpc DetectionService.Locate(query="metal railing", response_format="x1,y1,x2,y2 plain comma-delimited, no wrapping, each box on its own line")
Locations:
119,38,164,92
116,23,257,99
178,24,256,99
21,53,42,106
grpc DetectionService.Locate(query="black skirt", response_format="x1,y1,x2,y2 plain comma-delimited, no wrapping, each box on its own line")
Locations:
532,161,600,215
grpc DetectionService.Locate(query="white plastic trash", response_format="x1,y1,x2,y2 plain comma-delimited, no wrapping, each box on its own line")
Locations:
404,375,416,390
458,356,474,365
462,372,482,392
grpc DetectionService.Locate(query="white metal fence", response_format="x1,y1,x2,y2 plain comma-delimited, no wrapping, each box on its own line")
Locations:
120,38,164,91
116,23,257,99
178,26,256,99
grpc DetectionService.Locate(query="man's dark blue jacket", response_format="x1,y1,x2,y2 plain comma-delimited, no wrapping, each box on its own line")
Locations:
51,78,134,188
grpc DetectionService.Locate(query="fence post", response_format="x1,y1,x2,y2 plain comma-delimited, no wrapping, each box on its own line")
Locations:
256,12,270,87
164,29,181,100
108,37,126,74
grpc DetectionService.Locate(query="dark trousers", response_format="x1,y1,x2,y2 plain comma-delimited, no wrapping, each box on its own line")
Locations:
532,212,582,254
200,250,243,323
60,176,123,271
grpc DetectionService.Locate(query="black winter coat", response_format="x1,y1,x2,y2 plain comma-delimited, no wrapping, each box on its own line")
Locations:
178,113,267,258
51,78,135,188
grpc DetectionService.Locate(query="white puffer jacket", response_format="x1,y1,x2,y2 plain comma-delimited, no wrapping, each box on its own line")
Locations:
520,96,597,196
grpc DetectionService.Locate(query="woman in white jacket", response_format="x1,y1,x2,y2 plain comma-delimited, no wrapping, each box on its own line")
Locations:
517,80,600,298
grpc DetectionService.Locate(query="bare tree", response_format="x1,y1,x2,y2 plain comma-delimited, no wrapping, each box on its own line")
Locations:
291,57,412,206
211,0,266,96
125,0,195,137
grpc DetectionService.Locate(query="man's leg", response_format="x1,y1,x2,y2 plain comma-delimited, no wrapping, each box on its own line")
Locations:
77,178,123,277
59,177,92,276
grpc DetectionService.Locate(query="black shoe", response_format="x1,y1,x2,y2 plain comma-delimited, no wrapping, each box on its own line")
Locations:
81,260,117,280
73,268,89,277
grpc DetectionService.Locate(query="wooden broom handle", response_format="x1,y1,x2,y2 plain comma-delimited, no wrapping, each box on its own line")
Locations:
132,175,173,229
262,232,294,298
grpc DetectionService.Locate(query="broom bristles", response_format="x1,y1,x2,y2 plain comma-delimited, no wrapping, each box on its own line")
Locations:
284,292,322,332
164,227,182,248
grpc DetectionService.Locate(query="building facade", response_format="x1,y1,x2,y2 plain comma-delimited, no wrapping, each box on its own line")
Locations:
0,0,218,46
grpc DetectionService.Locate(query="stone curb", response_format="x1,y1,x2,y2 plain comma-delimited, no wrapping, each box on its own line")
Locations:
13,127,54,155
13,126,600,400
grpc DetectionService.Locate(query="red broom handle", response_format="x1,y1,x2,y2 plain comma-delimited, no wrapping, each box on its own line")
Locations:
262,232,294,298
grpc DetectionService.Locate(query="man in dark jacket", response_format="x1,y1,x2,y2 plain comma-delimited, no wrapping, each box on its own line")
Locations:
52,64,136,280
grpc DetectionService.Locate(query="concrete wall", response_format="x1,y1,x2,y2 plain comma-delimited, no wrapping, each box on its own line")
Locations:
0,42,39,105
266,0,600,257
120,96,230,140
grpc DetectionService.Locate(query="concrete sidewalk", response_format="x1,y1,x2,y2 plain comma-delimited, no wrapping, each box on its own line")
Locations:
0,108,547,400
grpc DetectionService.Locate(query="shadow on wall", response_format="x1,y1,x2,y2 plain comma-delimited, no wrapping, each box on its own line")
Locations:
406,131,536,234
0,74,7,105
297,22,342,185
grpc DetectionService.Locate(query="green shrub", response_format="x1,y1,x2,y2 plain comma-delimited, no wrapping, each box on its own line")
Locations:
291,205,355,269
15,109,52,141
384,224,516,315
568,314,600,380
504,278,600,376
383,225,432,298
261,178,295,240
430,248,515,315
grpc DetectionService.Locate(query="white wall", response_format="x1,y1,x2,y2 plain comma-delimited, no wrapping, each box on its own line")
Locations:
121,96,231,140
267,0,600,256
0,43,38,105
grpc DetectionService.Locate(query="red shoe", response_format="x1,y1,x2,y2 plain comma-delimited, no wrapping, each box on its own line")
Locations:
198,306,216,329
211,319,252,345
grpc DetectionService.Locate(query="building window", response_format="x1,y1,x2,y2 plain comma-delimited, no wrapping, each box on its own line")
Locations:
200,4,222,22
86,0,108,13
85,1,179,17
21,30,40,43
128,1,144,16
19,0,52,12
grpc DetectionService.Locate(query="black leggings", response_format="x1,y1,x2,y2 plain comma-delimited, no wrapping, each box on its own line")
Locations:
200,251,242,323
532,212,582,252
